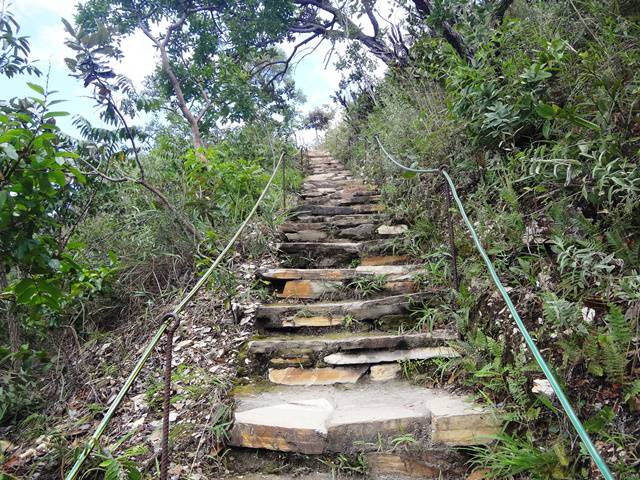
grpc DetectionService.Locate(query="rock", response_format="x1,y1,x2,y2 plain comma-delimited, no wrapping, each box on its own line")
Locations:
259,268,354,281
361,255,412,266
269,355,312,366
284,230,328,242
256,292,439,328
268,366,367,385
326,403,429,452
281,315,344,328
295,204,383,216
0,440,14,453
258,265,418,282
279,221,328,233
366,453,442,478
230,382,497,455
341,223,376,240
377,224,409,235
269,367,367,386
330,214,382,227
323,347,460,365
249,331,457,355
279,280,342,299
229,398,333,454
370,363,402,381
467,469,491,480
532,378,555,397
429,395,500,445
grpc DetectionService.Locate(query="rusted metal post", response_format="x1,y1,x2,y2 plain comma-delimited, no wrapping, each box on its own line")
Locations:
160,313,180,480
282,150,287,211
440,167,459,291
299,147,304,172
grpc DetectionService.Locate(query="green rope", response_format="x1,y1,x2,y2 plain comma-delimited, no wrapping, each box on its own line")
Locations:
64,151,287,480
375,136,614,480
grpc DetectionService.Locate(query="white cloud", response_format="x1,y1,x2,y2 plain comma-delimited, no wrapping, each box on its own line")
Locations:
14,0,79,19
115,32,158,88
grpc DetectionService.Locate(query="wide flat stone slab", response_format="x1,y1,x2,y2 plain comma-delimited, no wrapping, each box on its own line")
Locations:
323,347,460,365
258,265,419,282
229,398,332,454
248,331,456,355
256,292,438,328
361,255,412,266
284,230,328,242
279,280,342,299
230,382,498,454
269,366,367,385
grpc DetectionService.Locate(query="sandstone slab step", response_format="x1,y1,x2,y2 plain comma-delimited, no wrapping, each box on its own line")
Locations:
291,214,381,228
361,255,412,266
248,331,456,355
258,265,419,282
323,346,460,365
256,292,439,328
278,279,342,299
229,382,500,454
295,204,383,216
268,366,367,385
276,279,417,300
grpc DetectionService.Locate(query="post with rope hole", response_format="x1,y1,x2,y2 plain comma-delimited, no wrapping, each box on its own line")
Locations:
440,166,459,291
282,149,287,211
160,313,180,480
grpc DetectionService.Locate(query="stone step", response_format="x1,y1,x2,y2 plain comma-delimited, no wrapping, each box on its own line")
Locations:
276,242,364,268
277,279,417,300
294,204,383,216
268,366,368,385
361,255,412,266
248,331,455,356
255,292,438,328
323,346,460,365
229,382,500,454
288,213,382,228
258,265,420,282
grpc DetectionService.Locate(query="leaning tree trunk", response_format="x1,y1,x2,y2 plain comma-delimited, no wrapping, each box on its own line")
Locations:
0,264,21,368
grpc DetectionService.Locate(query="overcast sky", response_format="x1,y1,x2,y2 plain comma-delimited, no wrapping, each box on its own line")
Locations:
0,0,345,141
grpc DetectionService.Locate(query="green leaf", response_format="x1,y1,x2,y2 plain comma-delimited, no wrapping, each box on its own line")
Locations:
1,143,19,160
26,82,45,95
61,18,75,36
535,103,557,120
44,111,70,119
48,170,66,186
0,190,7,210
402,171,417,179
568,115,600,132
14,279,37,304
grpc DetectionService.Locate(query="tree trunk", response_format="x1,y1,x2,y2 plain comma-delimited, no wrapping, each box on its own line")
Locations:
0,265,21,365
158,43,206,154
412,0,474,63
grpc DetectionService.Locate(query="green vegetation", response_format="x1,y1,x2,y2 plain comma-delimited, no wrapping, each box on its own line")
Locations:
2,0,639,478
326,1,640,477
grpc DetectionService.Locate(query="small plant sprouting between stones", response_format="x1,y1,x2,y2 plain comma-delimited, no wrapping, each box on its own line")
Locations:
348,275,386,298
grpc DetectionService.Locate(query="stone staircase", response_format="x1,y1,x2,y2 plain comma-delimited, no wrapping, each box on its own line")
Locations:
229,152,499,478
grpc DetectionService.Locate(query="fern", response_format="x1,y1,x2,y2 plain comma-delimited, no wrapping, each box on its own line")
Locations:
624,379,640,402
606,305,632,350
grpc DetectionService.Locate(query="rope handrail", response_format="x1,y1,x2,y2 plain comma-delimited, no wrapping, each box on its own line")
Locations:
64,150,288,480
373,135,614,480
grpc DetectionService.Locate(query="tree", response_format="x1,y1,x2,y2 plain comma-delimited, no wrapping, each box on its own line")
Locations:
0,12,88,359
0,0,41,78
74,0,295,153
285,0,515,68
304,106,334,140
